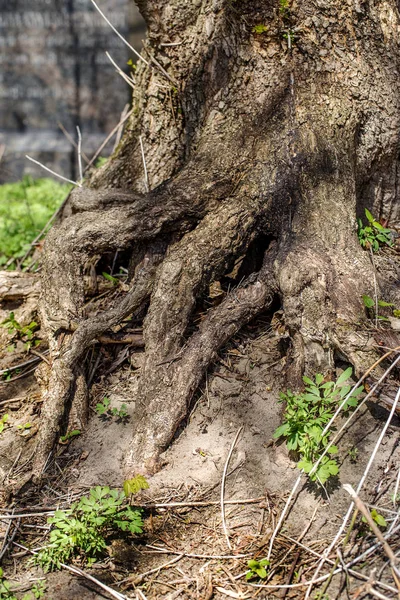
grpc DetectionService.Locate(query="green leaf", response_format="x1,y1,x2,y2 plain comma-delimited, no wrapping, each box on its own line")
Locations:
362,295,375,308
123,475,149,497
336,367,352,386
273,423,290,439
102,272,119,285
365,208,374,223
315,373,324,385
327,445,338,455
378,300,394,307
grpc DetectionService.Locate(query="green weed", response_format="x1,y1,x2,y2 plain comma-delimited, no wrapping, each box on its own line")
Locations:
246,558,270,580
362,509,387,529
59,429,81,443
1,312,41,352
253,24,268,34
358,209,393,252
362,295,399,322
36,485,145,571
96,397,128,420
0,413,9,434
274,368,363,485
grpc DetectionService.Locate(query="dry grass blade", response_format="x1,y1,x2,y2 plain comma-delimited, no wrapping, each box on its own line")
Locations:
25,155,80,187
221,426,243,550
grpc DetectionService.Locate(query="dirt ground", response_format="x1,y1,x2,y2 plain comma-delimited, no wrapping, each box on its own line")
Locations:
0,289,400,599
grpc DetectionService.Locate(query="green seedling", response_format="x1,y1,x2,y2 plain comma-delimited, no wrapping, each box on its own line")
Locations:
60,429,81,443
362,294,399,322
362,509,387,529
96,397,128,420
1,312,41,351
30,580,47,599
36,485,144,571
279,0,290,18
17,422,32,430
0,413,9,434
102,272,119,285
358,209,393,252
123,475,150,498
246,558,270,580
274,368,363,485
347,447,359,463
253,24,268,34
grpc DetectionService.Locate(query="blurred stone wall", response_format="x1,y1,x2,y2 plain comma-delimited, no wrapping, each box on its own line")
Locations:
0,0,145,182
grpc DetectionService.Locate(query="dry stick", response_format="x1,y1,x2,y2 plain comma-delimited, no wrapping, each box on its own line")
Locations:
119,554,184,585
85,108,133,171
139,497,265,509
76,126,83,184
13,542,129,600
145,545,249,560
267,349,400,562
113,104,130,152
0,356,42,376
0,365,40,384
281,505,319,599
367,587,394,600
279,534,399,596
221,426,243,550
0,509,15,561
25,155,80,187
106,52,136,90
304,384,400,600
139,135,150,192
343,484,400,585
88,0,148,66
58,122,90,163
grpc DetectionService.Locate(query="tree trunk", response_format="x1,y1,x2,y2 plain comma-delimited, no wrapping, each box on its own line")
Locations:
33,0,400,478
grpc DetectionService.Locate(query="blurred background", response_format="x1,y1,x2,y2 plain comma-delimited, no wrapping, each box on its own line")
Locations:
0,0,145,267
0,0,145,183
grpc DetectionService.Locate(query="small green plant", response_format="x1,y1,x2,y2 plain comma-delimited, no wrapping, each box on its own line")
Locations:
0,413,9,434
246,558,270,580
1,312,41,352
17,422,32,431
362,295,399,322
347,446,359,463
0,567,17,600
96,397,128,420
362,509,387,529
123,474,150,498
274,368,363,485
36,485,145,571
279,0,290,17
358,209,393,252
59,429,81,443
102,271,119,285
30,581,47,599
252,24,268,34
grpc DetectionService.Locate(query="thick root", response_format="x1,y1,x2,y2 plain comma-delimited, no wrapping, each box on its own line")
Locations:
123,245,278,475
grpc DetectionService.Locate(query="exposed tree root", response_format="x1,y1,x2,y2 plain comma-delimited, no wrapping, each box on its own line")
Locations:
124,243,278,475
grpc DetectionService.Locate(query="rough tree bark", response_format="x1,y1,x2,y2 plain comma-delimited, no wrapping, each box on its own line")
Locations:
33,0,400,479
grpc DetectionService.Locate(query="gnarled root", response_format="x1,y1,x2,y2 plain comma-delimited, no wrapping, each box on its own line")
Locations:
124,243,278,475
